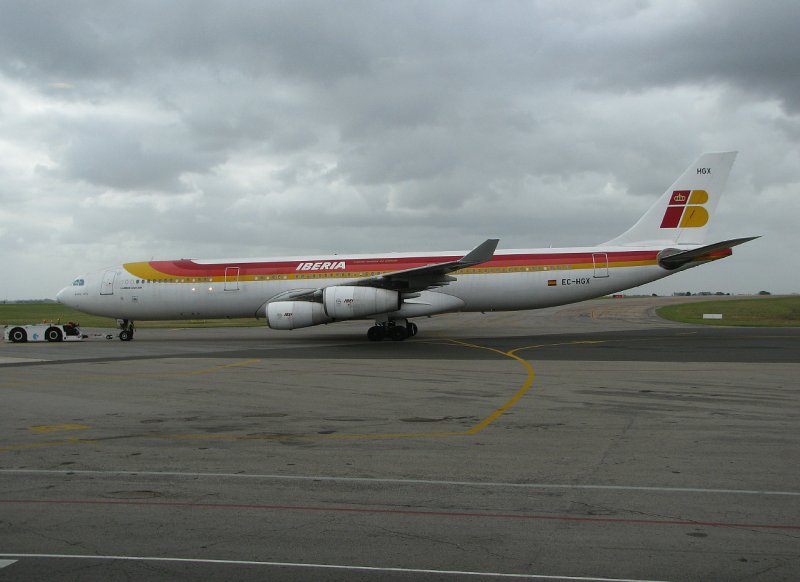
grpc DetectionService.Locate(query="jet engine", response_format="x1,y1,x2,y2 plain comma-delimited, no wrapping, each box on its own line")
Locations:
266,286,401,330
266,301,332,330
323,286,400,319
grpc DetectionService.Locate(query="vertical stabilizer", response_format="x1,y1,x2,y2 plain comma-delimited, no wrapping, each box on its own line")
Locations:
604,152,737,247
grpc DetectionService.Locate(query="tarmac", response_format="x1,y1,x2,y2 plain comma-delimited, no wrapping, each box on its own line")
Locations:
1,297,799,581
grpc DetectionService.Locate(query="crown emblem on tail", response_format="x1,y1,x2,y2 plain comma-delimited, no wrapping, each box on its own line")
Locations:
661,190,709,228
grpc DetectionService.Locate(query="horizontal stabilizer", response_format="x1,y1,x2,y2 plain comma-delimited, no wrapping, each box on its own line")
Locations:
658,236,759,270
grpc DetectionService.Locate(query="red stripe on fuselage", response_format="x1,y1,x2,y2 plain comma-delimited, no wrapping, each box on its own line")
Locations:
145,251,659,277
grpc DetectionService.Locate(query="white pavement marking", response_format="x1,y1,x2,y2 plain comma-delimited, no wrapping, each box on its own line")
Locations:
0,357,48,364
0,554,670,582
2,469,798,497
0,559,17,569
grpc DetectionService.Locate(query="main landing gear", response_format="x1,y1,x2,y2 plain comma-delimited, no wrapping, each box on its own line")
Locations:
117,319,135,342
367,320,418,342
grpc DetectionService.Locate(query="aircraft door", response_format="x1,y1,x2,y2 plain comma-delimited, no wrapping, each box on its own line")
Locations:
592,253,609,278
100,270,117,295
224,266,240,291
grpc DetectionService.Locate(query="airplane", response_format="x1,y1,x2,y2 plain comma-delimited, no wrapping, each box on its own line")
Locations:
56,152,757,342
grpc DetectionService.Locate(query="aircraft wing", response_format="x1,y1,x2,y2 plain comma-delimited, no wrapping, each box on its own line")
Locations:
349,238,499,292
260,239,499,310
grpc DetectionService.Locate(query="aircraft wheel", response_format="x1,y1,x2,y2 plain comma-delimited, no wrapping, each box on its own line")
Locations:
367,326,385,342
119,329,133,342
407,322,418,337
9,327,27,343
45,327,63,342
388,325,408,341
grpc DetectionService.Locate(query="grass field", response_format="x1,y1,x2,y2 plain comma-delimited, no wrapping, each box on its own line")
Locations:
657,296,800,327
5,297,799,330
0,303,261,329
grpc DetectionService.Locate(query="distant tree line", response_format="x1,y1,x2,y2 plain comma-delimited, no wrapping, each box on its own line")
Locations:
670,291,772,296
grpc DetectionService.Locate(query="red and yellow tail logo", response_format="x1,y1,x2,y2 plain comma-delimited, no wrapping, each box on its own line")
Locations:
660,190,709,228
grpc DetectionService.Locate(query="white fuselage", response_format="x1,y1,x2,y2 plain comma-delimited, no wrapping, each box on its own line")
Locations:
56,244,695,323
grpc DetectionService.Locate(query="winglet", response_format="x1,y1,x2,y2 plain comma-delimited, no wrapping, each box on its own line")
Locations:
459,238,499,267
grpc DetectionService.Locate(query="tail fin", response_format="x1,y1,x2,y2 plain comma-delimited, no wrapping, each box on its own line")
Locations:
604,152,737,247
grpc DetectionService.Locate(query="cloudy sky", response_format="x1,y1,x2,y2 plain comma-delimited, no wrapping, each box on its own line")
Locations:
1,0,799,300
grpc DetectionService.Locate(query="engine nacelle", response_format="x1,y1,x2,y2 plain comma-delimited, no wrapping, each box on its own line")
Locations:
323,286,400,320
266,301,332,330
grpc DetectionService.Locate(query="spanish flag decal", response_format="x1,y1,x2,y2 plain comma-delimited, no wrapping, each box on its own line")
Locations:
547,279,557,286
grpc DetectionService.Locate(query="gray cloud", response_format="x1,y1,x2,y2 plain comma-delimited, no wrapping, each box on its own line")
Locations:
526,1,800,107
54,119,220,191
1,0,799,299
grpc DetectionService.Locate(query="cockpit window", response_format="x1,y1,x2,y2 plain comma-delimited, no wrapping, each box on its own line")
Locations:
72,278,85,286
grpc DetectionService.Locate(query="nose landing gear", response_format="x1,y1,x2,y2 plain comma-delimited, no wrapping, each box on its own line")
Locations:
117,319,135,341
